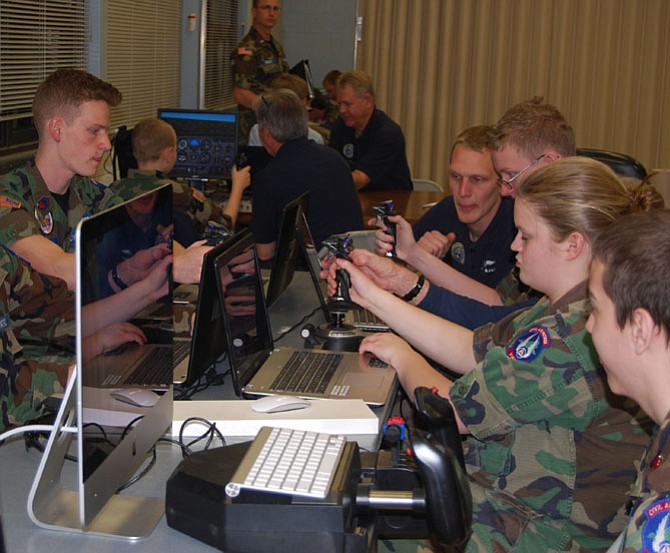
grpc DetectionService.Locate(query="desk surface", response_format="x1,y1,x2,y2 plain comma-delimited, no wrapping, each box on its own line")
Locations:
235,189,447,228
358,189,446,225
0,272,397,553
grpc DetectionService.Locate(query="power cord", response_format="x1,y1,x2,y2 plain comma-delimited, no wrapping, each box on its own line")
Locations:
272,305,321,346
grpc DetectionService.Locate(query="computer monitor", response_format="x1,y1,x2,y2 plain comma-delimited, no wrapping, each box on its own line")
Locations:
28,187,174,539
157,108,238,185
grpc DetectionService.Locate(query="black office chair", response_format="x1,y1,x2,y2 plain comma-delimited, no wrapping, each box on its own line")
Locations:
576,148,648,179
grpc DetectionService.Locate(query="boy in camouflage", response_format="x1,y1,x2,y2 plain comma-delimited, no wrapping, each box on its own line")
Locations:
0,68,123,291
111,117,251,237
588,210,670,553
329,158,660,551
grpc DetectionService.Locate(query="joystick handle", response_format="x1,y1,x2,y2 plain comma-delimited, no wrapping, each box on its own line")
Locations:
335,268,352,303
373,200,398,259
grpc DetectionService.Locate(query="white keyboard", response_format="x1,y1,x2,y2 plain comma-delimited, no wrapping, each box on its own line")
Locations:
225,426,346,499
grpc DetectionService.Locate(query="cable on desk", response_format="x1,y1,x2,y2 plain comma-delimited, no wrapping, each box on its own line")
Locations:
177,417,226,454
272,305,321,346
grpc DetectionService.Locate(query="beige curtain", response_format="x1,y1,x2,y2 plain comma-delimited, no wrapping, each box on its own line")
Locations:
356,0,670,191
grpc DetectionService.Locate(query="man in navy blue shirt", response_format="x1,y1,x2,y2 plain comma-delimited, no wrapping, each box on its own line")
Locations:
329,71,412,191
411,126,515,288
250,88,364,260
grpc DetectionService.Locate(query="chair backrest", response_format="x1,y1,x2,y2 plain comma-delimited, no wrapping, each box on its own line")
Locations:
412,178,443,192
576,148,648,179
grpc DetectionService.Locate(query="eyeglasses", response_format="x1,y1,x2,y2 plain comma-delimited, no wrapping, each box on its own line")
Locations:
497,154,545,190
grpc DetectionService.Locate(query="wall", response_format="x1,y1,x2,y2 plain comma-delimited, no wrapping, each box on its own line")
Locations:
357,0,670,189
282,0,357,86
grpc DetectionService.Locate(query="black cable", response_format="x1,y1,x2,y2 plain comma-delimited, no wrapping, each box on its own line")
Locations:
272,305,321,346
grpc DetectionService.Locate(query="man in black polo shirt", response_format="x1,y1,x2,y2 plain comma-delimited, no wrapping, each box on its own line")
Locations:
329,71,412,191
411,125,515,288
250,89,364,261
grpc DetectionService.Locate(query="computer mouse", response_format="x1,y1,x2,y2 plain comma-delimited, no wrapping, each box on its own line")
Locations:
250,395,311,414
110,389,160,408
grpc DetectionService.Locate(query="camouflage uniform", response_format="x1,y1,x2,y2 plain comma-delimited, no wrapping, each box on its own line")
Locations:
230,27,288,145
0,246,73,430
618,417,670,552
0,158,121,252
381,282,651,553
111,169,230,235
494,267,537,305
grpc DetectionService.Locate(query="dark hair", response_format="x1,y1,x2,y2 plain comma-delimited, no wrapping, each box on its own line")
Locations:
493,96,576,159
323,70,342,87
32,68,122,136
593,209,670,340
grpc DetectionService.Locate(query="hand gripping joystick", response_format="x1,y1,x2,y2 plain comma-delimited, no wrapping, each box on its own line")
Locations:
322,234,359,314
309,234,365,352
372,200,398,260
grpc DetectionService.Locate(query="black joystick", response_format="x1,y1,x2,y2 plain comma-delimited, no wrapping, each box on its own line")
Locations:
306,234,365,352
321,234,360,315
372,200,398,260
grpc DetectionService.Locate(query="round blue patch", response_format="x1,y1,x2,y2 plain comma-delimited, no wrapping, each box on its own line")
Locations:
641,498,670,552
343,143,354,160
506,325,551,362
451,242,465,265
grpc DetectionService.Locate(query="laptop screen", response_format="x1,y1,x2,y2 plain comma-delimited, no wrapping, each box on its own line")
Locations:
214,231,273,395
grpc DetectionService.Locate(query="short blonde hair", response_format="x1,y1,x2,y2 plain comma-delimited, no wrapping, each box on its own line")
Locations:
132,118,177,164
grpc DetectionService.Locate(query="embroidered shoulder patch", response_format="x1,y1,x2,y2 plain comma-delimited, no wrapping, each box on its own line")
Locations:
641,498,670,552
507,325,551,362
238,46,253,56
0,195,21,209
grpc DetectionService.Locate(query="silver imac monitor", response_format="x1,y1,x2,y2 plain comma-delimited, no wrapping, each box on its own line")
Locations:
28,185,174,539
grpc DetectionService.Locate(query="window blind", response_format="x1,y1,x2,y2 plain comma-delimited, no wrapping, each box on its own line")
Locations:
203,0,238,109
0,0,86,123
106,1,182,130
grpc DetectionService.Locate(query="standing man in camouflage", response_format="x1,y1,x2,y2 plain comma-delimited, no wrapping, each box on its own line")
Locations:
0,68,123,291
230,0,288,145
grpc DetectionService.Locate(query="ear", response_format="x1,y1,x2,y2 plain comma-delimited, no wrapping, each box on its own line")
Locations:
543,148,562,163
47,117,65,143
630,307,658,355
564,231,587,260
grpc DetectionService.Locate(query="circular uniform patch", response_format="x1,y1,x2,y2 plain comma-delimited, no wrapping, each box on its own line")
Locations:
507,325,551,362
450,242,465,265
34,196,54,235
343,143,355,160
641,498,670,552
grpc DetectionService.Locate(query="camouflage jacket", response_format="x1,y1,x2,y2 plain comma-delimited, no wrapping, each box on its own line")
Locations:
0,158,121,252
450,281,652,552
620,416,670,553
230,27,288,143
494,266,539,305
0,246,73,429
111,169,228,235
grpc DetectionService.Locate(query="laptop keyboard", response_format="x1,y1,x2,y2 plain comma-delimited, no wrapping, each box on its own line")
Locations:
125,341,190,385
352,308,384,325
270,351,342,394
225,426,346,499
